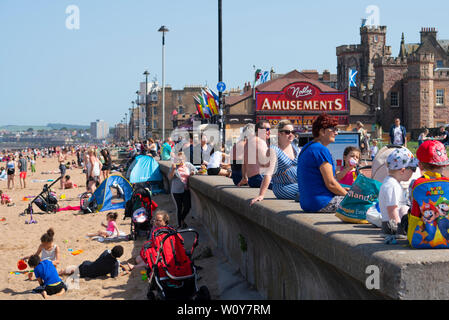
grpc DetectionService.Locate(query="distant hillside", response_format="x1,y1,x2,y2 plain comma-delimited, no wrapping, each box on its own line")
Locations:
0,123,90,132
47,123,90,130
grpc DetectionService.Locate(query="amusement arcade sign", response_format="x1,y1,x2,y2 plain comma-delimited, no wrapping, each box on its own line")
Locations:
255,82,349,127
256,82,348,113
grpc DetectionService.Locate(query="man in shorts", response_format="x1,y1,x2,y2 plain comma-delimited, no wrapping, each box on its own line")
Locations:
18,154,27,189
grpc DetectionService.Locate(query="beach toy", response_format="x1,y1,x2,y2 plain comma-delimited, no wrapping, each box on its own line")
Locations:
0,217,6,222
60,194,66,200
17,260,27,271
141,274,148,281
71,250,83,256
22,197,29,201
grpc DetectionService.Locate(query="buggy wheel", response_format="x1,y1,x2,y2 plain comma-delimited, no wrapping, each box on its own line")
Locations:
147,289,156,300
196,286,211,301
52,204,59,213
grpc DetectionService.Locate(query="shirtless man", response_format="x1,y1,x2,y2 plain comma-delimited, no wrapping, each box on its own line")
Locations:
238,120,271,188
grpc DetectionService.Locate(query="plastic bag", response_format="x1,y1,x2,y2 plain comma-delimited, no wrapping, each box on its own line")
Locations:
335,174,382,224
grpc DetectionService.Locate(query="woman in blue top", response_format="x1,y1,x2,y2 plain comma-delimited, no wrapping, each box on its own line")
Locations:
250,120,299,205
297,113,348,212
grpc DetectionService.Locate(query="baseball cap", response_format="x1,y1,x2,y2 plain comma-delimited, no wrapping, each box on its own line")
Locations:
387,147,419,170
416,140,449,166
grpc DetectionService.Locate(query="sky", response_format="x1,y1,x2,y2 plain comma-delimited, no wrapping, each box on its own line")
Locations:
1,0,449,127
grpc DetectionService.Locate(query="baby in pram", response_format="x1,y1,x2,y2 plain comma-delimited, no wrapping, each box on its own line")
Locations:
125,212,170,271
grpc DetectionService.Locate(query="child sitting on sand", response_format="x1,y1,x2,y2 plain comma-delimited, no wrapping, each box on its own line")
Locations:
62,175,74,189
22,228,60,280
28,254,66,299
86,212,121,239
0,190,13,205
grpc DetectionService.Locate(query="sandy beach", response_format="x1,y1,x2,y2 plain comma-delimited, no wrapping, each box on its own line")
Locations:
0,153,224,300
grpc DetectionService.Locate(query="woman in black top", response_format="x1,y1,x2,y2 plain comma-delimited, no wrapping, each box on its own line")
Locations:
100,149,112,181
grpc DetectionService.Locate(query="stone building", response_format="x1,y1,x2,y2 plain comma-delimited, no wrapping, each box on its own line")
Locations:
338,26,449,132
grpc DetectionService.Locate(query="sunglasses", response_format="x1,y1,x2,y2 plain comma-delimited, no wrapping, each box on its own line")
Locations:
406,166,417,172
280,130,295,135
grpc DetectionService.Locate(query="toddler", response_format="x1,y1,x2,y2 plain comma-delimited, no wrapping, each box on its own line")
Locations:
336,146,361,186
87,212,120,238
22,228,60,280
0,190,13,206
379,148,418,238
370,140,379,161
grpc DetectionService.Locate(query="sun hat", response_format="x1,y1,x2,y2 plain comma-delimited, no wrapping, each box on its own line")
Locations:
386,147,419,170
416,140,449,166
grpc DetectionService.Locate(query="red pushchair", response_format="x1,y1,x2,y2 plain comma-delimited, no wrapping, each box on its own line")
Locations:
141,226,210,300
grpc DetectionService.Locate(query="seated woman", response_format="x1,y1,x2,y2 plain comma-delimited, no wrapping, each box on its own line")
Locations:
250,120,299,205
206,145,231,177
62,175,74,189
297,113,348,212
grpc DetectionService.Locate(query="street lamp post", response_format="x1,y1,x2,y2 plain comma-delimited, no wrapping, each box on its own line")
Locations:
135,90,140,140
143,70,150,139
131,101,135,141
158,25,169,142
128,107,132,140
125,113,128,141
218,0,225,146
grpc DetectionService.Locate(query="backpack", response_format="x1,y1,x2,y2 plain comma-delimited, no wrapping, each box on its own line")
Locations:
408,174,449,249
141,226,193,281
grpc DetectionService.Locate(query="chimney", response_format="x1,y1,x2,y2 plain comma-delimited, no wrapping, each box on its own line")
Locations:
301,70,319,80
420,27,437,43
322,70,331,81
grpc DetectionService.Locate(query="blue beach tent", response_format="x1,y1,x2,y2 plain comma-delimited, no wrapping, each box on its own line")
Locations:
126,155,163,184
93,174,133,212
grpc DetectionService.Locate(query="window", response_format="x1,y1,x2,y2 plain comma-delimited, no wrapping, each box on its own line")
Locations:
153,107,157,115
436,89,445,106
178,106,184,114
437,60,444,68
153,120,157,129
390,92,399,107
374,35,378,43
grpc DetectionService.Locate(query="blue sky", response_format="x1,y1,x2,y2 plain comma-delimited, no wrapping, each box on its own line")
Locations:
1,0,449,126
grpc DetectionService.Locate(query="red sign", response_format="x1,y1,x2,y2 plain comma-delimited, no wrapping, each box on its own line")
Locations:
256,82,348,113
257,115,349,127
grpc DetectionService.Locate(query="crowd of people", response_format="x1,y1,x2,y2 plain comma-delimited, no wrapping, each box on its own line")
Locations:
160,113,449,245
6,112,449,299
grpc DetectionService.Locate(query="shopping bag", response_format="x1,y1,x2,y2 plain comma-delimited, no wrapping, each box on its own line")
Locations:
335,174,382,224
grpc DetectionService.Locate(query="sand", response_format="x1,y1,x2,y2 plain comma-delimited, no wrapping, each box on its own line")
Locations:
0,153,222,300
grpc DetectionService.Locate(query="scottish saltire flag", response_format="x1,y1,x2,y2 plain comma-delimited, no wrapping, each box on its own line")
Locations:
349,69,358,88
260,71,270,84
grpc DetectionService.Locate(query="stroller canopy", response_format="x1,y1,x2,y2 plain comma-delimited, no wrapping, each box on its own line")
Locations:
371,145,421,188
126,155,163,184
93,174,133,212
